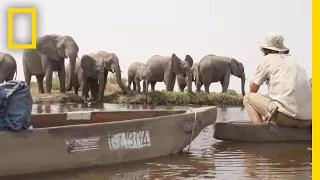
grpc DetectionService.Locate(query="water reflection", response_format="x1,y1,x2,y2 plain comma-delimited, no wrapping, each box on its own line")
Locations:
212,141,311,179
32,103,188,114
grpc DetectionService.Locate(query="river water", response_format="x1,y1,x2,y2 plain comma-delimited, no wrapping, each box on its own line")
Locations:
8,103,312,180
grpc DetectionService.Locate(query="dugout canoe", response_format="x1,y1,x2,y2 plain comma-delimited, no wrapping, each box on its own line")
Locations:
0,106,217,177
213,120,312,142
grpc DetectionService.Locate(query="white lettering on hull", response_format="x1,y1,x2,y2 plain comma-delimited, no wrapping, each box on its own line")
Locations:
108,130,152,150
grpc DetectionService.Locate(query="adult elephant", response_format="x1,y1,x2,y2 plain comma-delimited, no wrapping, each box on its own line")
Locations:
0,52,17,83
80,51,127,103
197,54,245,96
66,59,98,100
145,54,194,93
22,34,79,93
176,63,199,92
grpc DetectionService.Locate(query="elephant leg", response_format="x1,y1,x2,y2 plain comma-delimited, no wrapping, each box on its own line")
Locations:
92,80,99,100
41,57,54,93
132,81,137,91
7,70,15,81
74,86,79,95
23,62,32,89
221,74,230,93
36,76,45,93
57,60,66,93
196,81,203,93
150,82,156,91
144,81,149,104
142,81,146,94
178,84,186,92
81,77,89,101
0,72,7,83
165,74,175,91
127,76,133,91
89,81,95,100
134,78,141,93
44,69,53,93
170,75,176,91
103,71,108,92
204,83,210,93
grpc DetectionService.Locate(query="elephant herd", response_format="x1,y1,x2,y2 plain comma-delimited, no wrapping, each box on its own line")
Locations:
0,33,246,103
127,53,246,99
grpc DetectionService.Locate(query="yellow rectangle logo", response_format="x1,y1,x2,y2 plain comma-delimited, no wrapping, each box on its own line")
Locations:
7,8,37,49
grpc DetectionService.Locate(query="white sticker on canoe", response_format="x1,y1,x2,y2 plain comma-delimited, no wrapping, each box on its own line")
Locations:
65,137,100,153
108,130,152,150
66,111,92,120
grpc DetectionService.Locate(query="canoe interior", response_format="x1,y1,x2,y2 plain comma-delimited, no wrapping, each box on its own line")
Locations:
31,110,187,129
213,121,312,142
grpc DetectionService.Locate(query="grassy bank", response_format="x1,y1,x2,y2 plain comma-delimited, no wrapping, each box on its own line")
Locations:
105,90,243,106
30,74,243,106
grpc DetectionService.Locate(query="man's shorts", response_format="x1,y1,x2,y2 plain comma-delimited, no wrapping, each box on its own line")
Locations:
243,92,311,128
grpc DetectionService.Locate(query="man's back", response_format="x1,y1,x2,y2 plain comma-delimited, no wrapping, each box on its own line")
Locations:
260,54,311,120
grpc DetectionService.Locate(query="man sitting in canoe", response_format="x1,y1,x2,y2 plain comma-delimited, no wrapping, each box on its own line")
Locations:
243,33,312,128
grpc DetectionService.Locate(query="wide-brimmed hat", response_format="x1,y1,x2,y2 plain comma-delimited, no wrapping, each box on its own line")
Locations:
257,33,290,52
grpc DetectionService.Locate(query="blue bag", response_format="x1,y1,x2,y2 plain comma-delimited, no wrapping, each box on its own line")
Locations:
0,80,33,131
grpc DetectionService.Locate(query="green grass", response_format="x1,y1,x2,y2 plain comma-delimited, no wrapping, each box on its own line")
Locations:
30,74,243,106
104,90,243,106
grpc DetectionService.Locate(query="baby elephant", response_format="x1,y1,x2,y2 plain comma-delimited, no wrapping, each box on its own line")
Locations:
66,59,99,101
0,52,17,83
127,62,151,103
139,65,152,103
127,62,147,93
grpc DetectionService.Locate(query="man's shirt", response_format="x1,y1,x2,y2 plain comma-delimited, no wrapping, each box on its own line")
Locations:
252,53,312,120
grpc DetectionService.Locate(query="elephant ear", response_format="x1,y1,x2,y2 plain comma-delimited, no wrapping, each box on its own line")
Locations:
229,58,241,77
185,55,193,67
81,54,96,78
36,35,61,60
171,53,181,73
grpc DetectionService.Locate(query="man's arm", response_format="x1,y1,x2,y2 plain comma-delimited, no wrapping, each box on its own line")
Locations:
249,80,260,93
250,60,268,93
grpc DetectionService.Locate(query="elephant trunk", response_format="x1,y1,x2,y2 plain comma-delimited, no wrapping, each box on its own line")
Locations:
66,56,76,91
115,67,127,94
97,72,105,103
186,71,193,93
144,80,148,104
241,77,245,96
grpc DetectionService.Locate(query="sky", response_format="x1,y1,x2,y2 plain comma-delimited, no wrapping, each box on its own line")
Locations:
0,0,312,95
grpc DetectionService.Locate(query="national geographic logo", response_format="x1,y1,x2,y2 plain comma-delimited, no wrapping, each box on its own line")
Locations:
7,7,37,49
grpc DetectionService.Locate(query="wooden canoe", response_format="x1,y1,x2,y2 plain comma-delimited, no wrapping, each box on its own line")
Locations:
0,106,217,177
213,121,312,142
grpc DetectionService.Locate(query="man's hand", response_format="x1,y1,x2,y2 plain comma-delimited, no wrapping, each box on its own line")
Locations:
249,80,260,93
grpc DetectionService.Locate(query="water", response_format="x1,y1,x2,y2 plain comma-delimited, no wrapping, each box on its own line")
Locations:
8,104,312,180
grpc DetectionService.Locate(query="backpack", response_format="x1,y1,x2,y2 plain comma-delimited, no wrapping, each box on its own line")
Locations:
0,80,33,131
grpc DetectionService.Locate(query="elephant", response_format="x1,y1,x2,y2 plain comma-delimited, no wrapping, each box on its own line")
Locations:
80,51,127,103
138,64,152,103
127,62,151,93
22,34,79,94
66,59,99,101
0,52,17,83
196,54,245,96
176,63,199,92
145,54,194,93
